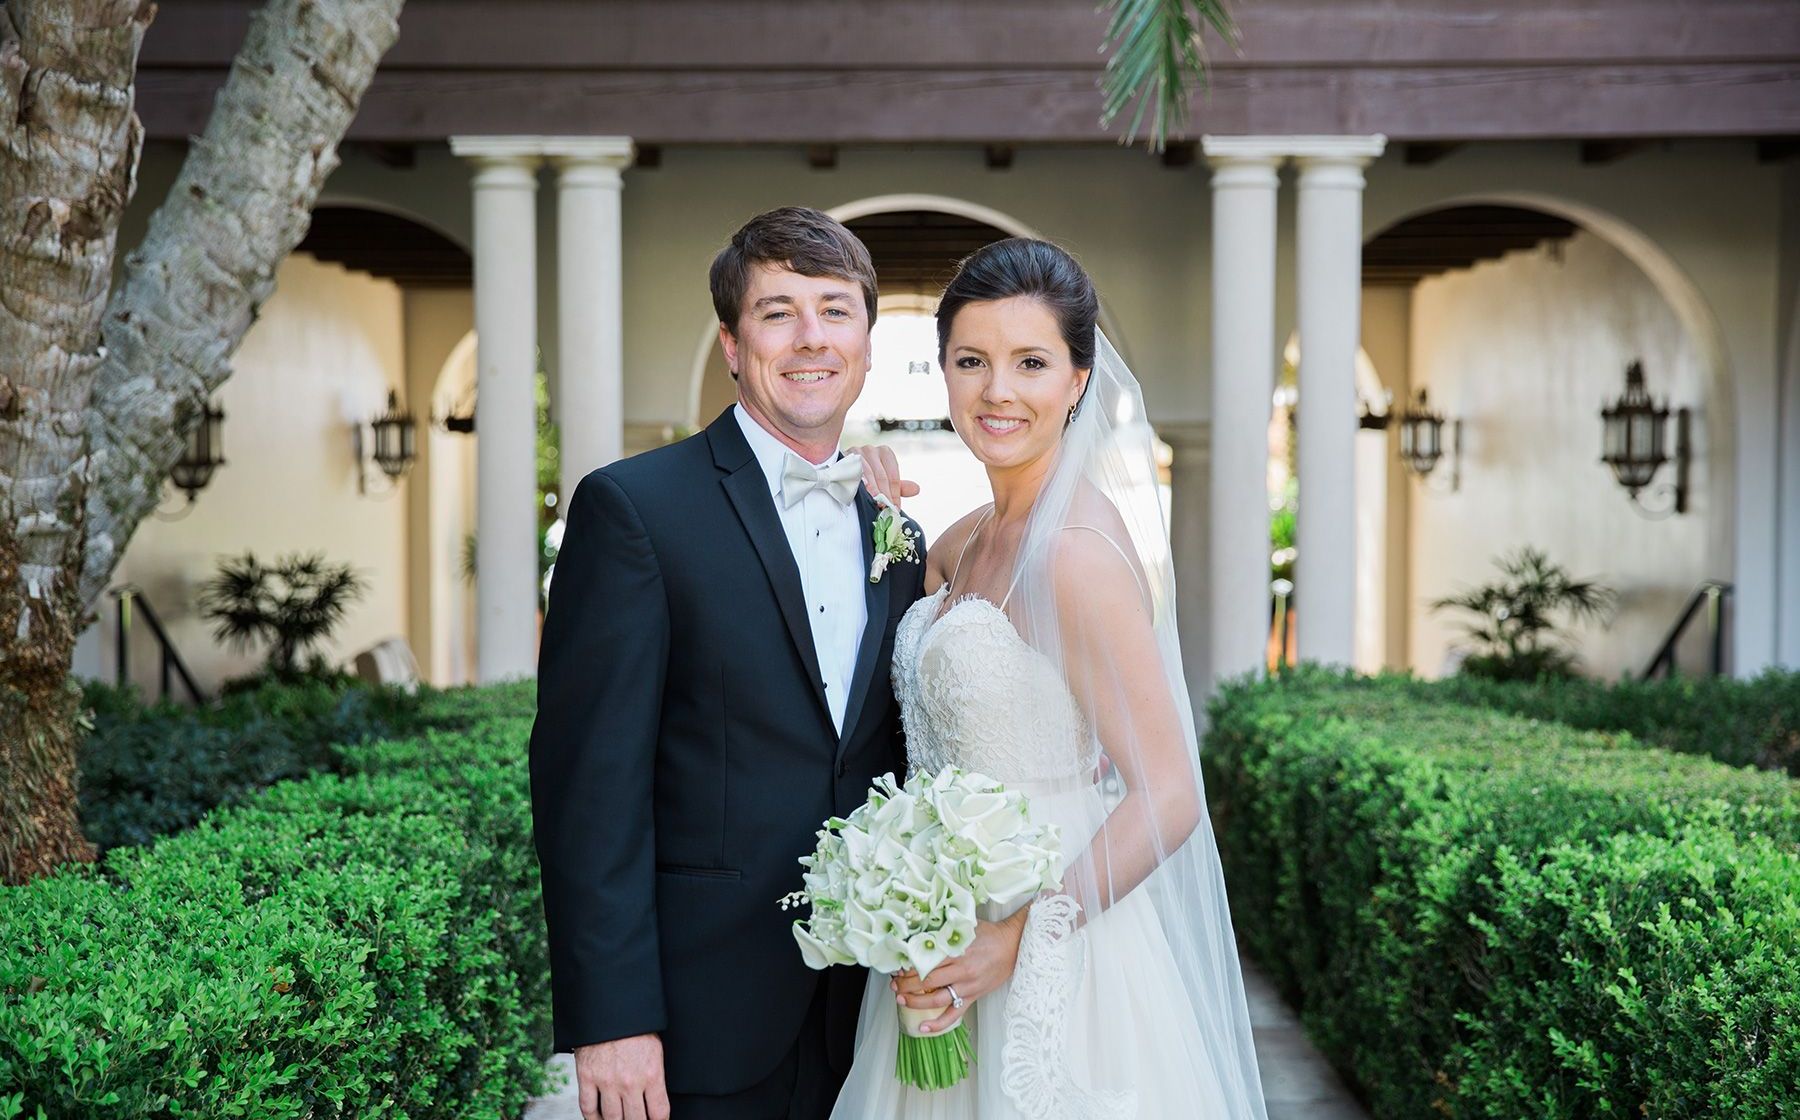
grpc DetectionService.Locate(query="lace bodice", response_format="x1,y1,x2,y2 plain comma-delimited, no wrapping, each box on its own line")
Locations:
893,587,1098,785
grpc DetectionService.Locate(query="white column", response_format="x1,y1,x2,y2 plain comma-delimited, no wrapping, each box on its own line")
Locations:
1294,136,1384,668
548,137,634,501
451,138,543,683
1201,139,1283,689
1782,312,1800,668
1160,422,1213,718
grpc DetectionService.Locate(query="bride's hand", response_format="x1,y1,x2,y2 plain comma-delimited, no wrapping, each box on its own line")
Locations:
845,444,920,509
889,909,1030,1034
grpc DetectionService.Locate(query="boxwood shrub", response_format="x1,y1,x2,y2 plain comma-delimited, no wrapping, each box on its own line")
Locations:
1,689,546,1119
1205,666,1800,1118
1406,668,1800,777
78,677,430,852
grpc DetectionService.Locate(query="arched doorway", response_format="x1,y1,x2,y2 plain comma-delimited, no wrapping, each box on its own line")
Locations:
1358,201,1729,680
298,203,478,685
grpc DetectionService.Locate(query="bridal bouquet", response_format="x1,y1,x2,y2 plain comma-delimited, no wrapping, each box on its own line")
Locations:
780,764,1063,1090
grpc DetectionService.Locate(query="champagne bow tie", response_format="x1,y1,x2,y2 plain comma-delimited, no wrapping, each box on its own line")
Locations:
780,452,864,509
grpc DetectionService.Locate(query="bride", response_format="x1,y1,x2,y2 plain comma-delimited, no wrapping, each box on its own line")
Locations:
833,238,1268,1118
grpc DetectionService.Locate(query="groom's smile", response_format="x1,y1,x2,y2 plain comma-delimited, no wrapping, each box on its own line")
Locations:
721,261,872,463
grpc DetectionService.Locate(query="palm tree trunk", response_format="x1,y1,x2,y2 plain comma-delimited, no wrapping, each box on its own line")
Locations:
0,0,153,884
78,0,404,611
0,0,403,884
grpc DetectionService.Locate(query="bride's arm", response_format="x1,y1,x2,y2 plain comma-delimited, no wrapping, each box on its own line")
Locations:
1051,529,1204,923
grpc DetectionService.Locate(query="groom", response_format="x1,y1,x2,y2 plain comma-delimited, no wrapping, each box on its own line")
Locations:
529,206,927,1120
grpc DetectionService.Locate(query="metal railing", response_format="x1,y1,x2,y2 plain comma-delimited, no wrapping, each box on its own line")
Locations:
1641,579,1732,680
110,585,207,704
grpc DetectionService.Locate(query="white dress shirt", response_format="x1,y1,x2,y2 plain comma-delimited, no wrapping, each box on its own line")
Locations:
733,404,868,734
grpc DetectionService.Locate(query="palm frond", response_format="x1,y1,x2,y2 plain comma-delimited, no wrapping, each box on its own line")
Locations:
1100,0,1237,151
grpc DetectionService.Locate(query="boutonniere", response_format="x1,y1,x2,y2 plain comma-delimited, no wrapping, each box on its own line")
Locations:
868,495,920,584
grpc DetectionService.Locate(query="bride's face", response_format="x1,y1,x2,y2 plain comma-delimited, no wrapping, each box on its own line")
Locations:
943,296,1090,472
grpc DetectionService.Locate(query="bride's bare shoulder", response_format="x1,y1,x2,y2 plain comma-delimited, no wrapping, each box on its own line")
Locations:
923,504,992,592
1051,488,1151,611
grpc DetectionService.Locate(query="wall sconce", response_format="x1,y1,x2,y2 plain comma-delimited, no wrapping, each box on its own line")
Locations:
355,389,418,496
1358,387,1394,431
1601,360,1688,518
435,384,476,434
168,398,226,504
1397,387,1461,492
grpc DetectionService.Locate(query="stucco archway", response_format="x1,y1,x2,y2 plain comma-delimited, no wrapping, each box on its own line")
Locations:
1365,194,1734,677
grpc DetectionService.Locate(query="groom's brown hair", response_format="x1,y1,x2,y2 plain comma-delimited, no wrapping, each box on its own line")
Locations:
710,206,879,335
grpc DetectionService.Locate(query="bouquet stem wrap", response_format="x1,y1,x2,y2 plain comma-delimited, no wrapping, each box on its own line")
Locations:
894,1003,975,1089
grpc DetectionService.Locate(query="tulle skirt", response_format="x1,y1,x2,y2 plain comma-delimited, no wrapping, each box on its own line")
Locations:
827,780,1242,1119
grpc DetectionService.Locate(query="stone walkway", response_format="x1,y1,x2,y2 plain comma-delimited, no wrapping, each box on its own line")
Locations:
525,957,1367,1118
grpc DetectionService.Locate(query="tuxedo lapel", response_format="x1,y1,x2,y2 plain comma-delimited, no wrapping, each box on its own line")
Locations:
836,486,891,764
708,413,832,731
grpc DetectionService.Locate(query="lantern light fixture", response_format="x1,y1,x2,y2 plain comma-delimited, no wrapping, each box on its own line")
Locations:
168,398,226,503
356,389,419,496
1600,360,1688,518
1397,387,1461,492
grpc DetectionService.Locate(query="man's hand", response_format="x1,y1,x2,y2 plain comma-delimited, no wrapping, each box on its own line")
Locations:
574,1034,669,1120
848,444,920,509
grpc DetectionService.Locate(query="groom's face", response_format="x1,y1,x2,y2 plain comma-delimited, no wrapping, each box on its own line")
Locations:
721,263,872,450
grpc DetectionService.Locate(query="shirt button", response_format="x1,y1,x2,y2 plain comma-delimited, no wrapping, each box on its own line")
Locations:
818,604,825,613
815,529,821,538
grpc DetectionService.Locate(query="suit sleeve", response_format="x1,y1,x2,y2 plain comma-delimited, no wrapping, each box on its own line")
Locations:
529,469,670,1052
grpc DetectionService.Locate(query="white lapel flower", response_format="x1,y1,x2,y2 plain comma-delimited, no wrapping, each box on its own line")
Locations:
869,494,920,584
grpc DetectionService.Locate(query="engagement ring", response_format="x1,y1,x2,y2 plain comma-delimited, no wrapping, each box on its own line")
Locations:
946,984,964,1010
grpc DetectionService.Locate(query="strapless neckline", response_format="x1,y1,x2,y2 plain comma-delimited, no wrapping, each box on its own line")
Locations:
894,585,1097,785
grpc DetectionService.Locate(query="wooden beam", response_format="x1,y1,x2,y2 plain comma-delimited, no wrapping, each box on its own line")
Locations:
1580,139,1650,165
1402,142,1462,166
133,64,1800,144
806,144,838,170
634,143,662,169
984,144,1014,170
1756,138,1800,163
349,141,416,169
1161,140,1198,168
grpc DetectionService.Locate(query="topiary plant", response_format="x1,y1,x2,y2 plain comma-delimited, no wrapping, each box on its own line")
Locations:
198,550,368,683
1429,545,1617,681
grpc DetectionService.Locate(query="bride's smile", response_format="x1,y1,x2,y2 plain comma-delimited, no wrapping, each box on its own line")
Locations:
943,295,1090,479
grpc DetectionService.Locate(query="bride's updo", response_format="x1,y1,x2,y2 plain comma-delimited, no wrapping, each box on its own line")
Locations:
935,238,1099,371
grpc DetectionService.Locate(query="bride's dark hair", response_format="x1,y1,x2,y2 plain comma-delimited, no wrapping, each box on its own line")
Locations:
935,238,1099,372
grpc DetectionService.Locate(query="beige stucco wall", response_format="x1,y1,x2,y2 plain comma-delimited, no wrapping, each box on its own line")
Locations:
1360,285,1414,669
1404,230,1718,680
74,253,414,695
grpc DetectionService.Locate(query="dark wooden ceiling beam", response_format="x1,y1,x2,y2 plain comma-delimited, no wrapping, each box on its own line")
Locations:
1161,140,1198,168
984,144,1014,170
806,144,838,170
1362,203,1580,285
1756,138,1800,162
1580,139,1652,164
1402,142,1462,166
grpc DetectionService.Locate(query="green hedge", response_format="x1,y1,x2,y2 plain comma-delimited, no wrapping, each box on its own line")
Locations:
78,677,429,852
1205,667,1800,1119
1407,668,1800,777
0,685,547,1120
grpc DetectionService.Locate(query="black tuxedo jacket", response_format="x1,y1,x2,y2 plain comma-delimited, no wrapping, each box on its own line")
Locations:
528,406,927,1095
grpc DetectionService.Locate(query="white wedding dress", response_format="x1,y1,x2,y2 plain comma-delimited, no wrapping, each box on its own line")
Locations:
828,582,1245,1119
